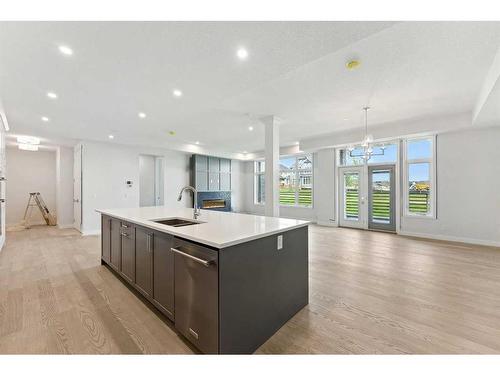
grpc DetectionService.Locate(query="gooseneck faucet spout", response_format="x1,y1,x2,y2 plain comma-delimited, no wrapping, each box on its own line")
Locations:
177,186,201,219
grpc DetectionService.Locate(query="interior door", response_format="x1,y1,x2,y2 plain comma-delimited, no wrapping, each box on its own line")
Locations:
73,144,82,231
368,165,396,232
339,166,366,229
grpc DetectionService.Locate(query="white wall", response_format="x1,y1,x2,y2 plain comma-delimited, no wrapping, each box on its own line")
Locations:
139,154,156,207
56,146,74,228
400,126,500,246
6,147,57,226
0,126,6,249
80,141,191,234
230,159,245,212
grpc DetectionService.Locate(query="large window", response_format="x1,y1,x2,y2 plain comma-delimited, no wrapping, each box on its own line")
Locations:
404,136,436,218
339,142,398,166
253,154,313,207
254,160,265,204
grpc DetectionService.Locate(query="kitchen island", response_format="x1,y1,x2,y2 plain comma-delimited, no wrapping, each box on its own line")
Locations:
96,206,309,354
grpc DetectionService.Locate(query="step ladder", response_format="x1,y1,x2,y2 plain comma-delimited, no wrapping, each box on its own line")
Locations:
23,192,57,229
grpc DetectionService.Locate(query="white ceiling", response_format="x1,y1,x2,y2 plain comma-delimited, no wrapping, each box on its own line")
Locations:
1,21,499,156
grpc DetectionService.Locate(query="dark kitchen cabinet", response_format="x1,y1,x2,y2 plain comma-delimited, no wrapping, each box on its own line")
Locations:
110,217,122,271
120,222,136,284
153,231,175,320
101,216,111,263
173,238,219,354
135,226,153,298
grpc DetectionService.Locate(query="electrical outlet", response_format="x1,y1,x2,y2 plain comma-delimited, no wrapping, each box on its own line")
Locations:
277,235,283,250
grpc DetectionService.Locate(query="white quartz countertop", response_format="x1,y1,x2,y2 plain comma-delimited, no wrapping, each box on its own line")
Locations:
96,206,310,249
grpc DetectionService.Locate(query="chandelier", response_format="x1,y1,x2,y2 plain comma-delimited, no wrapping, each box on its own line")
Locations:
348,106,385,161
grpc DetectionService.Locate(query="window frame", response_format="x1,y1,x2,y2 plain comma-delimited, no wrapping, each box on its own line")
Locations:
402,135,436,219
253,160,265,205
253,154,314,208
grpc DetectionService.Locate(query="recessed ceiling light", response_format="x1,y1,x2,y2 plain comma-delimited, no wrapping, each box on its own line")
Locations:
19,144,38,151
17,135,40,145
138,112,146,119
41,116,49,122
47,92,58,99
248,126,254,131
195,141,200,145
58,45,73,56
173,89,182,97
343,118,349,121
108,134,114,139
295,141,300,145
237,48,249,60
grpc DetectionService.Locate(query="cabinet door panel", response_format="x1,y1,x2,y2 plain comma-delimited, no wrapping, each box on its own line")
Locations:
208,172,220,191
195,155,208,171
110,218,121,271
121,224,136,283
195,171,208,191
153,232,175,319
208,157,220,172
220,158,231,173
135,227,153,297
101,216,111,263
219,173,231,191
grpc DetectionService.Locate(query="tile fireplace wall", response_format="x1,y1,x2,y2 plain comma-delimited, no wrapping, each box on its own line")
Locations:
197,191,231,212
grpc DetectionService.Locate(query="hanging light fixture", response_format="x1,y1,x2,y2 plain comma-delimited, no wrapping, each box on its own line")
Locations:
348,106,385,161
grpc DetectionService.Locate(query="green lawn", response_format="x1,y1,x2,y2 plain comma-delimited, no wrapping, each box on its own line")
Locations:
280,188,312,206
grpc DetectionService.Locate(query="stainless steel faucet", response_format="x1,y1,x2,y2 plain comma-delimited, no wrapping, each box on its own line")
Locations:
177,186,201,219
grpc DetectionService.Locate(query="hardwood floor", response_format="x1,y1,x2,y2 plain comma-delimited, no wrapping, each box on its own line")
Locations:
1,224,500,354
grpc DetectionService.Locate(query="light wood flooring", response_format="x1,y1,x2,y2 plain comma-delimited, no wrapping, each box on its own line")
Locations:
1,224,500,354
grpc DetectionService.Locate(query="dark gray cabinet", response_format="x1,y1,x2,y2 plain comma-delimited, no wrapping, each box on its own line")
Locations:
100,214,309,355
153,231,175,320
120,222,136,283
173,238,219,354
135,226,153,298
191,154,231,192
110,217,121,271
101,216,111,263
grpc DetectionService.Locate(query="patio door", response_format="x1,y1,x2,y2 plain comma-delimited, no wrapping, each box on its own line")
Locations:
339,166,366,229
368,165,396,232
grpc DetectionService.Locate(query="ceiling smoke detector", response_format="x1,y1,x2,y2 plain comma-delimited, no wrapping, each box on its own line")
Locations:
346,59,361,70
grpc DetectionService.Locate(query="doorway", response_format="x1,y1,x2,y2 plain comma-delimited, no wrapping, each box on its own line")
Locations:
139,155,164,207
368,165,396,232
73,144,82,232
338,164,396,232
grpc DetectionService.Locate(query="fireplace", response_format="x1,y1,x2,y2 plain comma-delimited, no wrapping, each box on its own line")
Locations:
202,199,226,209
197,191,231,212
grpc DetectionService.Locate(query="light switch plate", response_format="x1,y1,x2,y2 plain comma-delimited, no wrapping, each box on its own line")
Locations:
277,235,283,250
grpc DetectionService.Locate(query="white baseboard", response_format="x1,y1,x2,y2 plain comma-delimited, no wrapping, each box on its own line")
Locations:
317,220,337,227
398,230,500,248
81,229,101,236
58,223,75,229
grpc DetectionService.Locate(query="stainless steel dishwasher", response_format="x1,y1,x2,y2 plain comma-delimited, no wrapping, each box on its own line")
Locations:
172,238,219,354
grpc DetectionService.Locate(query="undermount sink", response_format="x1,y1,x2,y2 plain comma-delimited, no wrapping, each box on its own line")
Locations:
151,217,203,227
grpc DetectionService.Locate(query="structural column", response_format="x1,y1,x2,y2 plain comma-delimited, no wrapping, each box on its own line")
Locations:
261,115,280,217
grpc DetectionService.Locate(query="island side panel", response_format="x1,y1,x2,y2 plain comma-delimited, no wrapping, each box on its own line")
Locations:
218,225,309,354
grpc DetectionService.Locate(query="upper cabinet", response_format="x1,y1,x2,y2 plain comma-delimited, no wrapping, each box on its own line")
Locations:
191,155,231,192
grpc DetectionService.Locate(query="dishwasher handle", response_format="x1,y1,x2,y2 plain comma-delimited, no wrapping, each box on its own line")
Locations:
171,247,214,267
